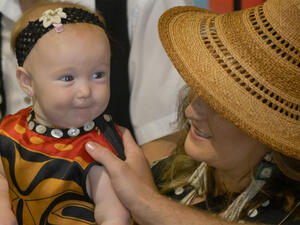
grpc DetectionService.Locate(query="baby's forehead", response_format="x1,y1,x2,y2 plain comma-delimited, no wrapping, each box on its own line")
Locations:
25,25,111,77
39,23,108,43
30,23,110,59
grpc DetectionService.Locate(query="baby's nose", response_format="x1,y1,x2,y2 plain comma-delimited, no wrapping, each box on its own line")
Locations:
76,85,91,98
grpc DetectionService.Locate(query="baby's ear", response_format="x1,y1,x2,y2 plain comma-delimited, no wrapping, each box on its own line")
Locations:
16,67,33,97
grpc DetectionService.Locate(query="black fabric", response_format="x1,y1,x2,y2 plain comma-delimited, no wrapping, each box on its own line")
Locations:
234,0,241,10
0,13,6,117
95,0,134,136
95,115,125,160
152,159,300,225
193,198,300,225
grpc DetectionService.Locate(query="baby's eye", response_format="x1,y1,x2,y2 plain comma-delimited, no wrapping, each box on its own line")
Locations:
61,75,74,82
92,72,104,79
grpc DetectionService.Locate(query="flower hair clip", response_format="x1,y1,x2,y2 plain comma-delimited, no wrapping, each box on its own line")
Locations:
39,8,67,32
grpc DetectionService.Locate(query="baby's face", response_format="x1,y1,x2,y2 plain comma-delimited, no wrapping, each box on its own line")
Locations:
23,23,111,128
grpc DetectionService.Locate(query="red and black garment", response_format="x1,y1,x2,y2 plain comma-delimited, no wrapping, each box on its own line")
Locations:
0,107,125,224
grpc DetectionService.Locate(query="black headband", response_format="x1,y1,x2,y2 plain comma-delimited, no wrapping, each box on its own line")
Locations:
15,7,105,66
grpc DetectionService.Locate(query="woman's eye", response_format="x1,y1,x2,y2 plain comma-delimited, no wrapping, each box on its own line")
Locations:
61,75,74,82
92,72,104,79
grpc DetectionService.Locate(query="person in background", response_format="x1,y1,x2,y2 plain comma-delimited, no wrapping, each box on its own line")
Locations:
0,2,130,224
128,0,195,162
85,0,300,224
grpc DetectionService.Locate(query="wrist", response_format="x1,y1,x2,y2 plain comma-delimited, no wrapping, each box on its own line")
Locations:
131,189,170,225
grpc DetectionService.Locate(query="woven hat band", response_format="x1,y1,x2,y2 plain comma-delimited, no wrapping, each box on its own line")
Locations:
158,0,300,159
15,7,105,66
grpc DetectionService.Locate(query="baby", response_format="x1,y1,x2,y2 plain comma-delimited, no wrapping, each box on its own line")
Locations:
0,2,130,225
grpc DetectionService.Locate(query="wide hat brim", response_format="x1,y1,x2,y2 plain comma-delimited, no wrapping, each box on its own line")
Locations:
158,1,300,159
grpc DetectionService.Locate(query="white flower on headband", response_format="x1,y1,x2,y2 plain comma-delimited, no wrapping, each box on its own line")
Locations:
39,8,67,28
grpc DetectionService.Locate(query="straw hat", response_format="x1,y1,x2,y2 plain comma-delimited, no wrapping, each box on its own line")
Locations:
158,0,300,160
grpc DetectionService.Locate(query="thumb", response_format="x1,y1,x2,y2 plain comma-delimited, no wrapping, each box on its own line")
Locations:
121,129,150,169
85,141,121,173
121,128,142,156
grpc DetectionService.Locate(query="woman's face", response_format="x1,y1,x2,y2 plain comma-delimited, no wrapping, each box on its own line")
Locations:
184,96,268,172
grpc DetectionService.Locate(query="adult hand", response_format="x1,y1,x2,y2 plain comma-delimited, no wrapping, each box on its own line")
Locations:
85,128,158,213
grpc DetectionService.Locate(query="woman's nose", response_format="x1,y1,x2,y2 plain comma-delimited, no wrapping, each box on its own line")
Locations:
185,104,196,118
185,97,206,119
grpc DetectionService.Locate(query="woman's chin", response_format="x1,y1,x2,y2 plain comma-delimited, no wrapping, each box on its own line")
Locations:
184,134,213,163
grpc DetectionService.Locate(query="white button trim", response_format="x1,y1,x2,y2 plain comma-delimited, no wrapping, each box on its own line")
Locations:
175,186,184,195
247,208,258,218
51,129,64,138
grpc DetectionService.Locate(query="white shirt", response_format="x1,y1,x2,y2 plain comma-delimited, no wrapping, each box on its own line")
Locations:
128,0,194,145
0,0,95,116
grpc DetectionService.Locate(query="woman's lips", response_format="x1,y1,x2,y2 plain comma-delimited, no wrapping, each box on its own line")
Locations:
190,123,212,140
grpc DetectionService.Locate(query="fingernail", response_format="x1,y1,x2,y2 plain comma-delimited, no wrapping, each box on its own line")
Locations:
86,142,95,152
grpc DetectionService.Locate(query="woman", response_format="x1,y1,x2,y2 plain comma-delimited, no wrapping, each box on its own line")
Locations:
85,0,300,224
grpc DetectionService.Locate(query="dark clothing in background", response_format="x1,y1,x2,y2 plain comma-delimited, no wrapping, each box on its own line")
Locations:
96,0,134,136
